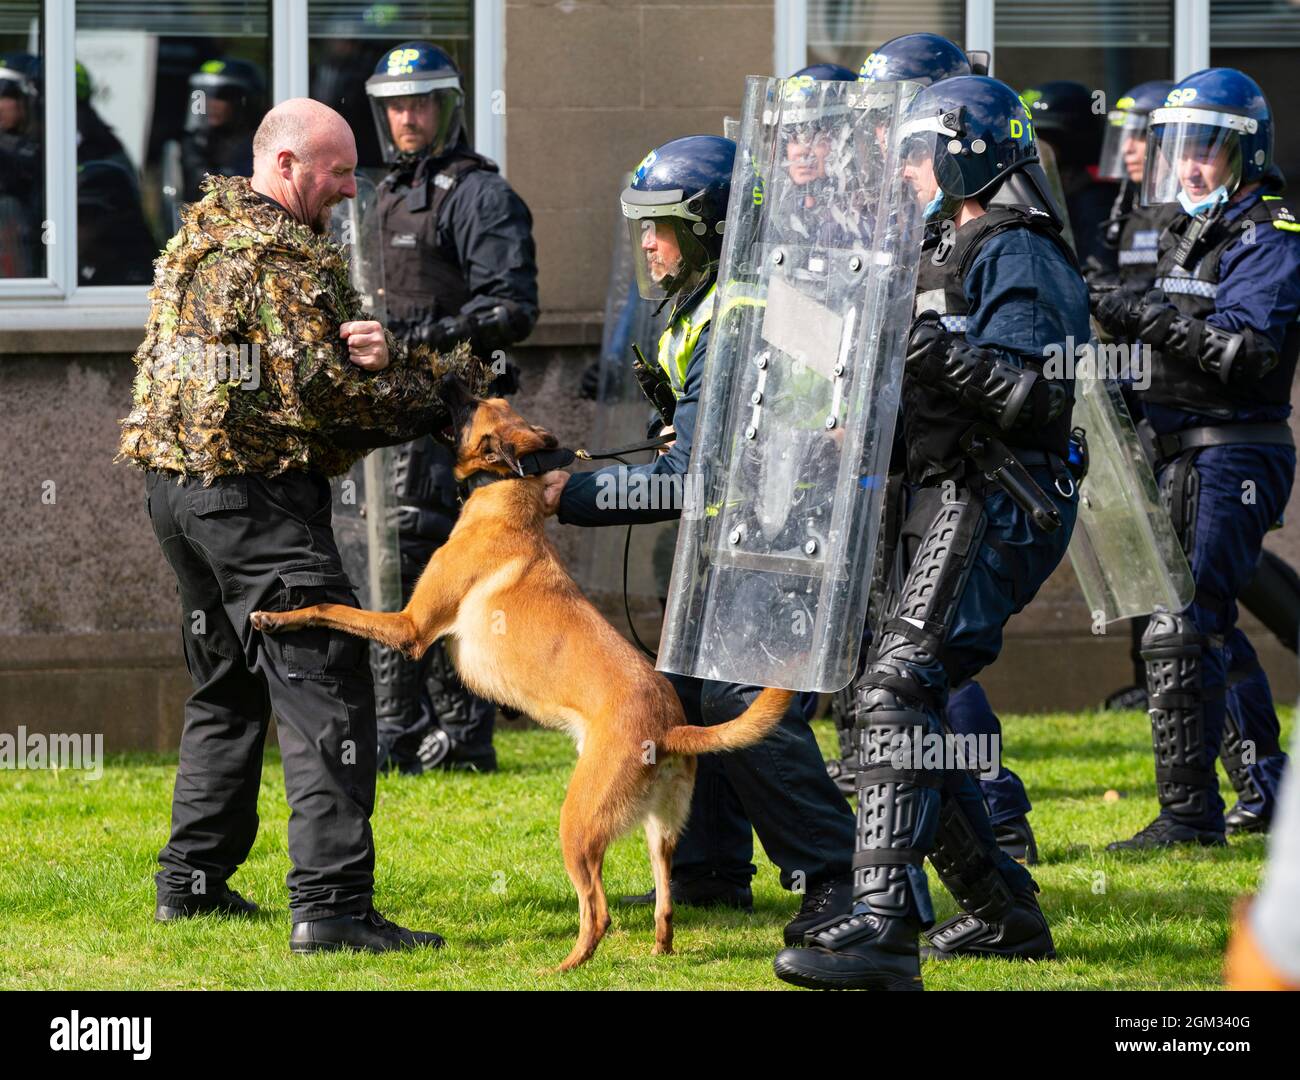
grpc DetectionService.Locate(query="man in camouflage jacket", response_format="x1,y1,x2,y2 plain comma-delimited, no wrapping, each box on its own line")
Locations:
119,99,486,954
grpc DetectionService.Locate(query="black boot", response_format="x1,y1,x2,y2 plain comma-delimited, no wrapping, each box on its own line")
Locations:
155,885,259,922
1109,612,1224,850
921,887,1054,960
619,877,753,911
783,875,854,946
994,815,1039,865
290,908,445,954
774,910,923,990
1107,816,1225,850
1225,803,1270,836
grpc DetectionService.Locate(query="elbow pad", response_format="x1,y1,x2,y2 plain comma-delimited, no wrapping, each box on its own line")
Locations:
1138,303,1279,386
910,320,1065,430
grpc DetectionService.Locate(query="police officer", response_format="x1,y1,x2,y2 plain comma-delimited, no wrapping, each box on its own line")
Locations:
1024,80,1120,270
181,58,264,201
1092,69,1297,848
774,74,1088,989
364,42,539,774
553,135,857,940
823,32,1044,867
1093,81,1300,838
74,61,157,285
0,53,42,277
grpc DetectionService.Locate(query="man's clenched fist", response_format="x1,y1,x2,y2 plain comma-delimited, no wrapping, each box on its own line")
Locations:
340,320,389,371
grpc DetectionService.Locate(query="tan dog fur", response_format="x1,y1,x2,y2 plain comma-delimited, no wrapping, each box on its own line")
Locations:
251,386,793,970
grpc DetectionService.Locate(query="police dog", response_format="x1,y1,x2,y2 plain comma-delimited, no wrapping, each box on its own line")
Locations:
251,377,792,971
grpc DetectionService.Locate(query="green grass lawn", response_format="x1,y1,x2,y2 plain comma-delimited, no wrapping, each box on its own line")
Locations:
0,708,1288,990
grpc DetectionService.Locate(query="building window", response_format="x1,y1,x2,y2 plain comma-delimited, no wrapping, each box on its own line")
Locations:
0,1,45,280
308,1,474,176
805,0,967,74
72,1,271,286
1210,0,1300,183
993,0,1173,103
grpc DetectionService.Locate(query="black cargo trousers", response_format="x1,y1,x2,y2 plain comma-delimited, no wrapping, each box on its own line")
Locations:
145,468,378,922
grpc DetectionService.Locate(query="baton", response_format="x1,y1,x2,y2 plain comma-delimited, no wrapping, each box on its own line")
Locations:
961,428,1062,533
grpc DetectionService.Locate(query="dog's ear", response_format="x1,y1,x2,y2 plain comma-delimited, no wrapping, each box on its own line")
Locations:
484,436,524,476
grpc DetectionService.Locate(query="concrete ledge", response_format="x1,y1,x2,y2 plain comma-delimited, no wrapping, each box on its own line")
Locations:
0,312,608,357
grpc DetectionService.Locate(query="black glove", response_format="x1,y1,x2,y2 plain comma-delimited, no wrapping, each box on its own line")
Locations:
578,361,602,401
1090,288,1144,339
905,310,949,368
393,313,475,351
486,360,521,396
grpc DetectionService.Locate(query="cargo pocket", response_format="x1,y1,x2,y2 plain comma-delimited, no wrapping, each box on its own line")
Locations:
276,564,366,680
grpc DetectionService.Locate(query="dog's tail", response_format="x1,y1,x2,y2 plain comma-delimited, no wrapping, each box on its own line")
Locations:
658,687,796,755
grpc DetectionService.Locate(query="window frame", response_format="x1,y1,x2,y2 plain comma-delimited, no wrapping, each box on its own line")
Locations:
0,0,503,328
777,0,1209,83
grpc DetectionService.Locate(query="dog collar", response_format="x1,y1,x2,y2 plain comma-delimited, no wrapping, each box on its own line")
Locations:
461,447,578,494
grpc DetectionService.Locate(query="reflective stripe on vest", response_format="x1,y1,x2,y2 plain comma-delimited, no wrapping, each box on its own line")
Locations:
1156,273,1219,299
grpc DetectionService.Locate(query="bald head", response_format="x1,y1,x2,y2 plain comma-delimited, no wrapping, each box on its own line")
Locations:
250,98,358,233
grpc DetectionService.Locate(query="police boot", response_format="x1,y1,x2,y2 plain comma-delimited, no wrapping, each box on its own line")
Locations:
774,908,923,990
1109,612,1226,850
773,684,939,990
923,797,1055,961
1221,712,1271,836
783,874,854,946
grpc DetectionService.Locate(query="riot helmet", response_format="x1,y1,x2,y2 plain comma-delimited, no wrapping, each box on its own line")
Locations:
1098,79,1174,183
0,53,39,135
792,63,859,82
621,135,734,301
188,58,266,133
364,41,465,163
859,33,972,88
1142,68,1272,215
1022,80,1103,169
898,75,1047,222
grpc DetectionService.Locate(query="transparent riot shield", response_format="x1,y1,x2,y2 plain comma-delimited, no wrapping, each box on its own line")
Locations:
658,75,924,692
328,175,402,611
1068,372,1194,624
573,175,676,638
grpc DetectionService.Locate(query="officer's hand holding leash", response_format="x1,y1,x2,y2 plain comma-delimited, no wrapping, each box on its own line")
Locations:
340,320,389,371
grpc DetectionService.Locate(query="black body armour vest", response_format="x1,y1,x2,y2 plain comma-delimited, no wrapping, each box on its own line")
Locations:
905,207,1079,483
1144,198,1299,414
1115,198,1173,293
378,147,496,323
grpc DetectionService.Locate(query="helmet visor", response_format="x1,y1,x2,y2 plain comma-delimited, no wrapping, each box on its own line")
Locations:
367,86,463,162
897,113,969,218
1098,110,1150,182
1141,108,1249,207
621,185,715,301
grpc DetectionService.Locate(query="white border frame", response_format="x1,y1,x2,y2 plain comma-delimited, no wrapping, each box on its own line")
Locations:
0,0,502,327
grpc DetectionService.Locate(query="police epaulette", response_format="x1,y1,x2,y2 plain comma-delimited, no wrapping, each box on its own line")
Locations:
1261,195,1300,233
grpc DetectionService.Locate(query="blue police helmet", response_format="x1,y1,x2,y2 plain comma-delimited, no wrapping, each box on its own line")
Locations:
366,41,462,94
1157,67,1272,185
859,33,971,87
365,41,465,162
901,75,1040,219
621,135,736,299
624,135,735,260
792,63,859,82
1121,79,1176,116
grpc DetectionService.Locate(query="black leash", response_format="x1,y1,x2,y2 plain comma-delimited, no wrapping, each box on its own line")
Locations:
577,434,674,660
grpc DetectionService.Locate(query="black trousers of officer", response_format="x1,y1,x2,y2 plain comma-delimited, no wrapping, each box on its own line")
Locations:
666,673,854,890
146,469,377,922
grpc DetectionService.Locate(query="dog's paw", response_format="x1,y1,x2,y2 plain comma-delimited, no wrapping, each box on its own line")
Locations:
250,610,283,632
